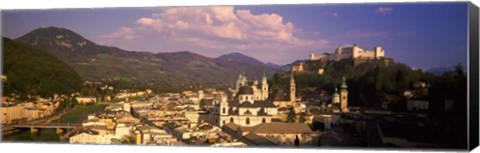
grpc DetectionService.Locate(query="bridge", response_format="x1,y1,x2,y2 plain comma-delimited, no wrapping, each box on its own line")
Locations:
11,123,81,129
10,123,82,134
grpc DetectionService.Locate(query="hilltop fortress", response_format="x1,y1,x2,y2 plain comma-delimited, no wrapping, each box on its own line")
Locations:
310,44,385,61
293,44,387,73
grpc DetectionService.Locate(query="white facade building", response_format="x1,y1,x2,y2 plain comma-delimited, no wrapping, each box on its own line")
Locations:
218,84,277,127
232,73,269,101
76,97,97,104
310,44,385,62
69,132,117,144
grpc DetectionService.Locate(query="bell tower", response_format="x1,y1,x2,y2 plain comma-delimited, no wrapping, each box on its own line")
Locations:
261,72,269,100
340,76,349,112
290,73,296,104
220,97,229,116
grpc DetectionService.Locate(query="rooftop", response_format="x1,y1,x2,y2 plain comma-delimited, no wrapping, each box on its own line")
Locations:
238,86,254,95
251,122,313,134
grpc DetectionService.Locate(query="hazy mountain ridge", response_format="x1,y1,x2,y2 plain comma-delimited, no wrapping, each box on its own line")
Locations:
216,52,265,66
426,65,467,75
15,27,281,84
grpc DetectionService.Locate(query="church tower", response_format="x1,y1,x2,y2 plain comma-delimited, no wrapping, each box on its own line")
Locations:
261,72,269,100
219,96,229,126
340,76,349,112
290,73,296,104
241,72,247,86
235,73,243,91
332,88,340,104
219,97,230,126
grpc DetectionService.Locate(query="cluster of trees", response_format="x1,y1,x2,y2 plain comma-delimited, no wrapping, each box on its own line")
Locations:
286,106,307,123
57,96,79,111
3,38,82,101
271,58,466,112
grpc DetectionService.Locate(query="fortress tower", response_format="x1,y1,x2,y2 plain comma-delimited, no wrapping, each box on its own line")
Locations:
374,46,385,59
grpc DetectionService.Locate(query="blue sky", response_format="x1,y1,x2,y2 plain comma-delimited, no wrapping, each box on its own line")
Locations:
2,2,468,69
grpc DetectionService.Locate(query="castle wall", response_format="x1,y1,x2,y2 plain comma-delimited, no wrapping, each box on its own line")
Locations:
309,53,325,61
322,45,384,61
220,115,272,127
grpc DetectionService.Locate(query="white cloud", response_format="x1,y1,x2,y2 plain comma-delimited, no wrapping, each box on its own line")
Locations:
99,27,139,43
98,6,328,62
375,7,393,14
332,12,338,17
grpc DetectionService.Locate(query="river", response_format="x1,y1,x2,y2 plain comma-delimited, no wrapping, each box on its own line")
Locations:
2,104,106,142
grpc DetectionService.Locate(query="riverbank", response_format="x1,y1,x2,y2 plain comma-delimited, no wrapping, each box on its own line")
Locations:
2,104,107,142
54,104,106,123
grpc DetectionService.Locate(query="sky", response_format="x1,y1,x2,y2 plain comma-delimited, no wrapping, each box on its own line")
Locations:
2,2,469,69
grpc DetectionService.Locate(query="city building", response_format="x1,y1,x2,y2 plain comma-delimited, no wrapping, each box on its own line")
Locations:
339,77,349,112
294,44,386,73
218,81,278,127
75,97,97,104
311,44,385,62
69,131,116,144
407,100,429,111
2,102,57,124
230,73,269,101
224,122,320,146
272,73,297,108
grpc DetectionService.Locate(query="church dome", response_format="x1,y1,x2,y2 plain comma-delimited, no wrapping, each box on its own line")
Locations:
238,86,254,95
333,88,340,97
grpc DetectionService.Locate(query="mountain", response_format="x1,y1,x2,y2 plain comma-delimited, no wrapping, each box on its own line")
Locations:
426,67,451,75
426,65,466,76
216,52,285,69
15,27,281,85
216,52,266,66
265,62,282,69
3,37,82,98
280,60,303,71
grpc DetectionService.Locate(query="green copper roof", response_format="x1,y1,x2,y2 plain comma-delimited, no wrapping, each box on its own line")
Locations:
290,73,295,82
333,88,339,96
340,76,348,89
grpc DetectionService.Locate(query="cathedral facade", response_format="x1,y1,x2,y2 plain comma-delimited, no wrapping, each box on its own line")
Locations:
233,73,269,101
217,73,277,127
218,86,278,127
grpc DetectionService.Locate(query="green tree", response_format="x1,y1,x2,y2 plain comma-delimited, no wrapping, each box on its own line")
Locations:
199,98,207,109
120,135,136,144
299,112,307,123
70,96,79,107
287,106,296,123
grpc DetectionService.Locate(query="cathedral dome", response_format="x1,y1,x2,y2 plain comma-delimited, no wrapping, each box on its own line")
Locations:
238,86,254,95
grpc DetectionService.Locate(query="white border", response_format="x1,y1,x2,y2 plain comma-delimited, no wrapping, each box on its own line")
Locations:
0,0,471,10
0,0,478,153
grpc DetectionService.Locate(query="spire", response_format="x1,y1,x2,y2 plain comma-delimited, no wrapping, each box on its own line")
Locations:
340,76,348,89
333,87,339,97
290,72,295,84
262,72,267,83
243,72,248,83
